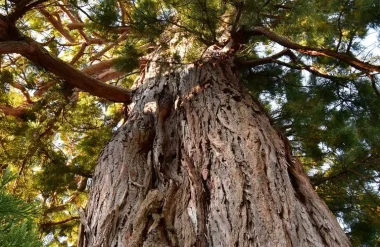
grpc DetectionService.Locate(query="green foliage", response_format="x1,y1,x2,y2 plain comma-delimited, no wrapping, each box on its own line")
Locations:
34,150,76,193
0,169,42,247
132,0,164,36
92,0,120,26
114,41,144,72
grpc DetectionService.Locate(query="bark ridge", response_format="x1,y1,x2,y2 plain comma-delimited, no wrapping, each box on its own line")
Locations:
83,58,350,247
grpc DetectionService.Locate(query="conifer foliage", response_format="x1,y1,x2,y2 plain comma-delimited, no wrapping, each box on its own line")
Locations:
0,169,42,247
0,0,380,245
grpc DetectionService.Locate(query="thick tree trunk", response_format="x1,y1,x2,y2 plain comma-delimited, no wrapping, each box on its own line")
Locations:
81,58,350,246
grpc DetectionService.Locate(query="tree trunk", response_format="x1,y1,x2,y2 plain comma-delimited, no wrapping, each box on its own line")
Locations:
81,58,350,246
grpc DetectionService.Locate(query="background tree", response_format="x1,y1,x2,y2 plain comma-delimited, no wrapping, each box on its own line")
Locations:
0,0,379,245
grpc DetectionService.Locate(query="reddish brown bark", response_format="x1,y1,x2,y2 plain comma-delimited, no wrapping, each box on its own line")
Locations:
0,16,131,103
39,7,75,43
0,105,27,118
82,58,350,246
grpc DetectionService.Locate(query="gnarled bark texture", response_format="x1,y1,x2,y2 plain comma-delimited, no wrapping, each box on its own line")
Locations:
81,58,350,246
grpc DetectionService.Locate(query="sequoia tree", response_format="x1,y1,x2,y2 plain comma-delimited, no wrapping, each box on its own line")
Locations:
1,0,380,246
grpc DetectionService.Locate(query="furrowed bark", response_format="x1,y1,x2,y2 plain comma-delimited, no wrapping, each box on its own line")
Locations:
83,58,350,246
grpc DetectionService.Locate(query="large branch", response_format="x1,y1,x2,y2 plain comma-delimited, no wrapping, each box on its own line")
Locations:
82,59,117,74
0,105,27,118
9,0,48,21
0,41,131,103
238,49,291,67
0,41,35,54
39,7,76,43
239,49,356,81
249,26,380,73
82,59,126,81
90,31,129,61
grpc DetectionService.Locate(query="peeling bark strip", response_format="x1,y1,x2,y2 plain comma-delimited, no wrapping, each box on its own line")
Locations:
83,59,350,246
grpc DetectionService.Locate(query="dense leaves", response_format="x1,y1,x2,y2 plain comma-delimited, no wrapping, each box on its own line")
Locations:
0,169,42,247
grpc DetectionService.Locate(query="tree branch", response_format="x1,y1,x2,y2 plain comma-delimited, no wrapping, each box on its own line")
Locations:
248,26,380,73
40,216,80,230
9,0,49,21
367,73,380,97
0,41,36,54
70,42,87,65
90,31,129,61
238,49,291,66
239,48,361,82
5,39,131,102
39,7,76,43
82,59,117,75
0,105,27,118
10,81,33,104
274,60,344,81
60,6,90,43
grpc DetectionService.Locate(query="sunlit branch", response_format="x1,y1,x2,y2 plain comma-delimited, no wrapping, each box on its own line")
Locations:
39,7,76,43
0,105,27,118
77,177,88,191
274,60,345,81
11,81,33,104
90,31,129,61
248,26,380,73
117,0,126,26
20,39,131,102
70,42,87,65
67,22,130,34
82,59,116,74
34,82,55,97
0,39,130,102
67,22,85,30
40,216,80,230
239,48,363,82
60,5,90,43
238,49,291,67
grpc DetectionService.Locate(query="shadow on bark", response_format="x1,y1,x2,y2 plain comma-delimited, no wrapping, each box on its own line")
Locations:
81,59,350,247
